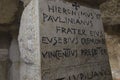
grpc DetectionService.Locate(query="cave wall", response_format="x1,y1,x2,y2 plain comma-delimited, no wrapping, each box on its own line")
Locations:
100,0,120,80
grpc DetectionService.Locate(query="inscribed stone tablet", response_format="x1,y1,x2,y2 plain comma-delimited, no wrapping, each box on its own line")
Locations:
39,0,112,80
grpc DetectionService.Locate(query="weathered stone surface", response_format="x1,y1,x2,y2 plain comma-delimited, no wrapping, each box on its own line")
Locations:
100,0,120,26
18,0,40,80
0,0,18,24
105,33,120,80
100,0,120,79
39,0,112,80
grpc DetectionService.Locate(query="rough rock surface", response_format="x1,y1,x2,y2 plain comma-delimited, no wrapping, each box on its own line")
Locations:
105,33,120,80
100,0,120,26
100,0,120,80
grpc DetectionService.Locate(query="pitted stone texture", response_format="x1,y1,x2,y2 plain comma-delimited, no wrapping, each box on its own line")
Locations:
100,0,120,26
0,0,18,24
18,0,40,80
19,0,40,66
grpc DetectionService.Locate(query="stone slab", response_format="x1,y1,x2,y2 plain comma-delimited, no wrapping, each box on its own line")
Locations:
19,0,112,80
39,0,112,80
